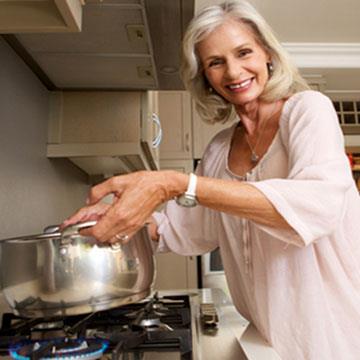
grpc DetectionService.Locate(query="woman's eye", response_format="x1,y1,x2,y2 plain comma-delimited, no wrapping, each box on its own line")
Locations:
208,59,223,67
238,49,251,57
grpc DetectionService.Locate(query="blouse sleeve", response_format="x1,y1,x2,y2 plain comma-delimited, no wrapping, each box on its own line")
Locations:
152,159,220,256
251,91,355,247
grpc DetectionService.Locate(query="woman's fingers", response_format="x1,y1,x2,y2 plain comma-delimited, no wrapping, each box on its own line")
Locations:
62,202,110,228
80,196,147,242
80,178,162,242
85,173,134,205
74,170,181,243
61,209,88,228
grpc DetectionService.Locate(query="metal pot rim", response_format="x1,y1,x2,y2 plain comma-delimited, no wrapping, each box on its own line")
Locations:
0,220,97,244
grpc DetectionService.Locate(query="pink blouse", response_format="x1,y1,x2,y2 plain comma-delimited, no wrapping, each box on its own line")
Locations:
153,91,360,359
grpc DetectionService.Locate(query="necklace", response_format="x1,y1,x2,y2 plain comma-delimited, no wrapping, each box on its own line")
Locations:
243,102,279,164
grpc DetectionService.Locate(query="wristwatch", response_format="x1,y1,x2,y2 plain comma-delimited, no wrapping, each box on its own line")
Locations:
176,173,198,207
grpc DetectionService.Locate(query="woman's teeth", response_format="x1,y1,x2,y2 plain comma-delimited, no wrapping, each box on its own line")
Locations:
228,79,252,89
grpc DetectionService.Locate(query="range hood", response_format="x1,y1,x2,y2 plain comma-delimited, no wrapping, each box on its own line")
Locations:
2,0,194,90
47,90,160,177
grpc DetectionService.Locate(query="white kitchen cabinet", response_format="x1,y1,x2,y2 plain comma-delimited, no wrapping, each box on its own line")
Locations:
47,90,160,176
157,91,195,175
159,159,194,174
192,101,237,159
158,90,236,161
157,91,198,176
0,0,82,33
158,91,193,160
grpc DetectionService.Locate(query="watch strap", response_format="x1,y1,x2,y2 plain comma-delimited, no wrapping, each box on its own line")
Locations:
186,173,197,197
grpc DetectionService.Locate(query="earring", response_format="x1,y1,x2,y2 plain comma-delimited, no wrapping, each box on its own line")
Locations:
208,86,213,93
267,62,274,76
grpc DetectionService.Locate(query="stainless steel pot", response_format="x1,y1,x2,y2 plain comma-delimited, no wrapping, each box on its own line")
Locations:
0,221,155,318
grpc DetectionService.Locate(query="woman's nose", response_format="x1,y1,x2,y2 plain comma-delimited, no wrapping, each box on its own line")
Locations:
225,59,241,79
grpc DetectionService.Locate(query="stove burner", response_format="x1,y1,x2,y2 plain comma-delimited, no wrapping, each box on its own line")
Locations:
1,294,192,360
139,317,174,332
9,338,109,360
125,292,184,319
128,293,175,332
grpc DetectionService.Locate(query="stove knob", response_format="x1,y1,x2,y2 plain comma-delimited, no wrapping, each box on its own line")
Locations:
200,303,219,327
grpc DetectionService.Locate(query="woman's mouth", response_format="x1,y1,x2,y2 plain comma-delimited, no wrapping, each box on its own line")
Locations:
227,78,253,91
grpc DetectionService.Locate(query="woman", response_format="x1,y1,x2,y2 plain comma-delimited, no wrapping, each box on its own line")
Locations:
63,1,360,359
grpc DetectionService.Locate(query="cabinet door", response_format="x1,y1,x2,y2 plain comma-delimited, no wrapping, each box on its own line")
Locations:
192,101,237,159
154,159,198,290
158,91,192,160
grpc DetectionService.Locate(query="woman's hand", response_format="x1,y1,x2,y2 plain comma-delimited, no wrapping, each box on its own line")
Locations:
63,170,187,244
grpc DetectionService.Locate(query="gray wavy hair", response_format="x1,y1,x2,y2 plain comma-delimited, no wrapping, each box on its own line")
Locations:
181,0,309,124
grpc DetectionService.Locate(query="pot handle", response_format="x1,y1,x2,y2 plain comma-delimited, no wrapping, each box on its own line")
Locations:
60,220,97,245
61,220,97,237
0,221,97,244
0,221,121,249
61,221,122,251
43,225,61,234
0,231,62,243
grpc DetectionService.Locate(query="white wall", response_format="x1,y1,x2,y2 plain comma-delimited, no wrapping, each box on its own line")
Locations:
0,37,89,238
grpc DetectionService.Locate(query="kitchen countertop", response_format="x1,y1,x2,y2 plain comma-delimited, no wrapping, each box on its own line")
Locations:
0,289,281,360
159,288,282,360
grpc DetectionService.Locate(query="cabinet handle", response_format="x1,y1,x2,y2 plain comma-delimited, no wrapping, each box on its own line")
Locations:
185,133,190,152
152,113,162,148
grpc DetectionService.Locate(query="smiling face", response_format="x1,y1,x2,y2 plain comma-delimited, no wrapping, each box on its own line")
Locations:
197,17,271,109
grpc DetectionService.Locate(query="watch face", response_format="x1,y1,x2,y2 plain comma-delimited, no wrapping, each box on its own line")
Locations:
176,194,198,207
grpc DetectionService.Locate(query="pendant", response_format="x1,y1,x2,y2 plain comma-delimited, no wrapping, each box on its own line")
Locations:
250,152,259,163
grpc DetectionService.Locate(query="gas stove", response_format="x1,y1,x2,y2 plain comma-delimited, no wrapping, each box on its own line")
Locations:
0,289,255,360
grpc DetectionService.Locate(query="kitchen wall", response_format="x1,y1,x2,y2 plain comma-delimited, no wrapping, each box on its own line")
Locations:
0,36,91,315
0,36,89,239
